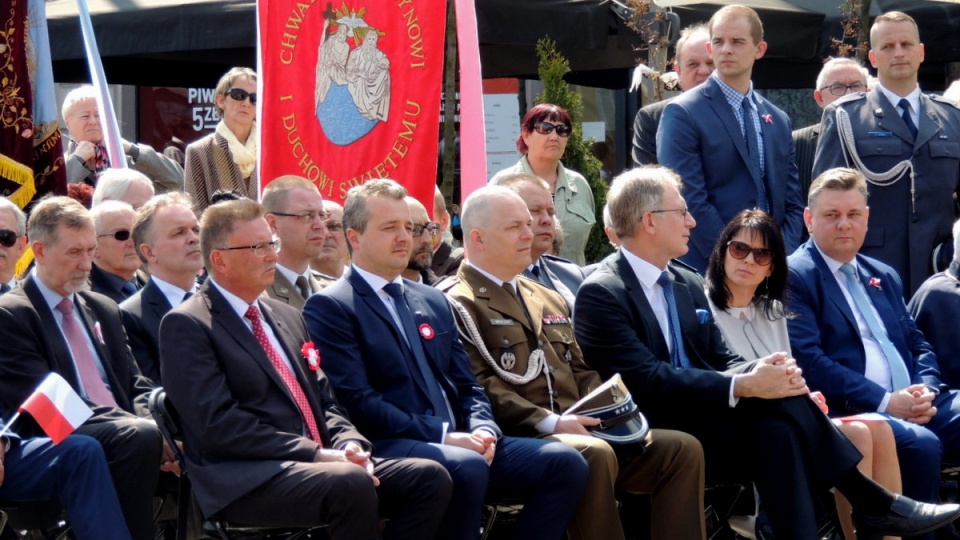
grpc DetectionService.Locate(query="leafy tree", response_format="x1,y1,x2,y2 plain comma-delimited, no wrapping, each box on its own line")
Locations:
535,38,612,263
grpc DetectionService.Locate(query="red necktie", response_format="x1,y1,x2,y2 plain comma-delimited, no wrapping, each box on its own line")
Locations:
56,298,119,408
245,305,322,444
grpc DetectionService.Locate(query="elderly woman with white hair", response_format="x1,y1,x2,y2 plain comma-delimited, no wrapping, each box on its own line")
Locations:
92,169,156,209
184,67,259,213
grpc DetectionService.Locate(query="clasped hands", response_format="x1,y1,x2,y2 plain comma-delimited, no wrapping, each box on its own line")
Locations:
314,442,380,486
886,384,937,425
445,430,497,465
735,352,809,399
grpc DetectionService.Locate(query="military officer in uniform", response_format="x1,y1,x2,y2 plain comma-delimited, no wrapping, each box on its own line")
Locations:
441,185,706,540
814,11,960,297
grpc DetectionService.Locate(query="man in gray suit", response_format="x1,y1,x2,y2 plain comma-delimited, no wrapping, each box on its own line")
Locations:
814,11,960,297
630,23,714,166
263,175,326,309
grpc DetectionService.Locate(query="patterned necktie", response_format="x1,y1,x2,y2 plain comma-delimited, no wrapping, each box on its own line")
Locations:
741,95,768,211
839,264,911,390
244,305,322,444
295,276,311,300
93,144,111,176
898,98,919,140
382,283,452,425
56,298,119,407
657,272,692,369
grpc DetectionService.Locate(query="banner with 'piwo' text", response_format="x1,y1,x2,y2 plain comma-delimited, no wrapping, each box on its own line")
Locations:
259,0,446,208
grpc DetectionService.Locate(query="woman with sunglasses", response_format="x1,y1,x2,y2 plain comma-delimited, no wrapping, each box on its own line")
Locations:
705,209,902,540
184,67,259,212
490,103,595,265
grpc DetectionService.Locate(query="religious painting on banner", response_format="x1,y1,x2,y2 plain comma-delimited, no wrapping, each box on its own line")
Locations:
259,0,446,210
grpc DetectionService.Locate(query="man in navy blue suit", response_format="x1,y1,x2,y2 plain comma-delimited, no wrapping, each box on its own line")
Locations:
787,167,960,517
304,179,589,540
657,4,804,272
0,421,131,540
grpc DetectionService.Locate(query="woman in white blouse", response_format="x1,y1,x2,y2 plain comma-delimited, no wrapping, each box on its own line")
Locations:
705,209,901,540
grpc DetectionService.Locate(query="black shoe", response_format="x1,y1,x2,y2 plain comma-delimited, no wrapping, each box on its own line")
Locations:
855,495,960,537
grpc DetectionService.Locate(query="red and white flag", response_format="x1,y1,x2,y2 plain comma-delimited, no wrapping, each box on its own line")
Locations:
19,373,93,444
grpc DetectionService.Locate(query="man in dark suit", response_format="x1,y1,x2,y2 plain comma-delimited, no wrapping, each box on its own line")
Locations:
499,174,586,313
90,201,145,303
400,197,441,286
0,198,27,293
813,12,960,297
445,185,706,540
0,196,167,540
304,179,588,540
263,175,326,309
631,23,713,166
909,219,960,387
787,168,960,514
431,186,464,278
120,192,202,383
310,200,349,288
574,165,960,539
160,198,450,539
0,420,131,540
658,5,804,272
792,58,869,207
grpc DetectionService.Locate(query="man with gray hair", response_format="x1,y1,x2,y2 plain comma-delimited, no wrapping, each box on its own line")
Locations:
120,192,202,383
305,178,588,540
90,201,144,303
0,198,28,293
62,85,183,192
0,196,167,540
910,217,960,387
92,169,156,209
575,165,960,539
793,58,869,204
160,198,450,539
262,175,327,309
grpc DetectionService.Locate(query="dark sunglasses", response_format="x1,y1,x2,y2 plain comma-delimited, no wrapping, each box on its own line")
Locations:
0,229,19,248
532,121,572,138
225,88,257,104
727,240,773,266
98,230,131,242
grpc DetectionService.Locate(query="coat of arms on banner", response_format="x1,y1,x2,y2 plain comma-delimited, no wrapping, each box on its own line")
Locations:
259,0,445,208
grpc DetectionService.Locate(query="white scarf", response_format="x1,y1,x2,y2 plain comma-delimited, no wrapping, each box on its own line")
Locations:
216,121,257,178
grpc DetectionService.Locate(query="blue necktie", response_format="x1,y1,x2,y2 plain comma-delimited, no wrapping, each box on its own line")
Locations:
122,280,138,297
839,264,911,390
741,96,768,211
898,98,918,140
657,271,691,369
383,283,452,424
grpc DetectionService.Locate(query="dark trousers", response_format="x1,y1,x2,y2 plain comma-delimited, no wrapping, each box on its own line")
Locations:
379,435,590,540
216,456,451,540
0,434,132,540
75,411,163,540
654,395,862,540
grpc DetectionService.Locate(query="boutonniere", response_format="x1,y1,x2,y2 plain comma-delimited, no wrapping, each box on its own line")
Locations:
762,114,773,124
419,323,435,340
93,321,106,345
301,341,320,371
869,277,882,290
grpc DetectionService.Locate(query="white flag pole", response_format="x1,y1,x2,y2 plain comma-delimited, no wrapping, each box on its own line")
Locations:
75,0,127,169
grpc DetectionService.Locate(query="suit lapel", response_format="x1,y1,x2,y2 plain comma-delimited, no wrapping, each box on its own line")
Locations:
144,281,172,323
519,281,544,337
809,245,860,335
615,252,671,360
705,80,754,178
916,94,941,150
74,294,128,409
22,278,79,387
346,268,407,345
856,258,909,359
871,90,914,145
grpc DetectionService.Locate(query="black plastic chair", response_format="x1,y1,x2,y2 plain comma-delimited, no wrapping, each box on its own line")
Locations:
0,500,70,540
147,388,327,540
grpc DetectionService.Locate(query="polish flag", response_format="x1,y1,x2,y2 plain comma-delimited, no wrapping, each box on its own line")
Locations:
19,373,93,444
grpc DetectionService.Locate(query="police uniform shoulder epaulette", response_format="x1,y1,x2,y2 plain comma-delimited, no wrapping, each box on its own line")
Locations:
929,93,960,111
834,91,868,107
435,275,460,293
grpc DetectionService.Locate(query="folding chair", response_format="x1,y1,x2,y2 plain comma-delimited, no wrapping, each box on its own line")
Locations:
147,388,327,540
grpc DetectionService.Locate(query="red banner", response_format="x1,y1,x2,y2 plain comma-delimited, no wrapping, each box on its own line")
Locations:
258,0,446,209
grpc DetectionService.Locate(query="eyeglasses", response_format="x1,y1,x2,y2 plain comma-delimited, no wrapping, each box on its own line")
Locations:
0,229,20,248
325,221,344,232
819,82,866,97
97,230,131,242
225,88,257,104
648,207,689,218
532,121,572,138
270,210,328,224
726,240,773,266
218,238,281,258
412,223,441,237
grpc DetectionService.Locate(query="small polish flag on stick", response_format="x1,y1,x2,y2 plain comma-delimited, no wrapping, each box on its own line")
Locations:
0,373,93,444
